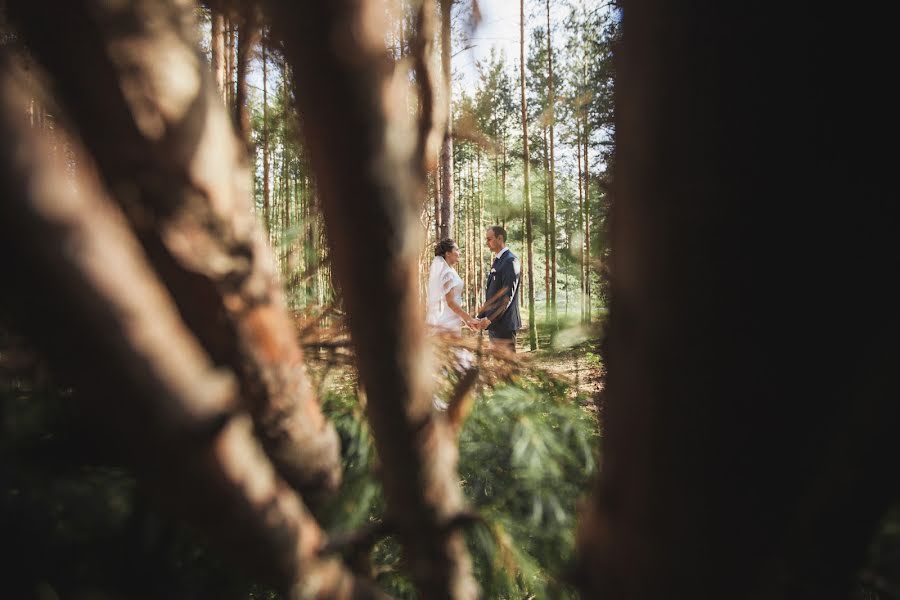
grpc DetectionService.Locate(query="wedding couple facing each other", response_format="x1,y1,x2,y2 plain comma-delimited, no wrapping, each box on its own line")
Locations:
425,225,522,353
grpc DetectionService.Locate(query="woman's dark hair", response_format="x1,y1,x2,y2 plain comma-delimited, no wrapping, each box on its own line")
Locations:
435,238,456,257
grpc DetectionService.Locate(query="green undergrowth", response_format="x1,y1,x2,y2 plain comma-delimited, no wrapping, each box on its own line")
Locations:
1,336,600,599
319,369,600,599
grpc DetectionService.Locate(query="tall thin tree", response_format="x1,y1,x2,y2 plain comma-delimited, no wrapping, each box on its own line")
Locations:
234,6,260,151
261,36,271,233
545,0,558,328
520,0,537,350
439,0,454,240
210,4,225,99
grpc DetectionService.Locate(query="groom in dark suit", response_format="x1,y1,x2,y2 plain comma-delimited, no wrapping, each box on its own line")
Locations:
476,225,522,351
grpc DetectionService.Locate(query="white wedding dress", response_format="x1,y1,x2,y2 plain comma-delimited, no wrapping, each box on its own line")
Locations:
426,256,468,411
426,256,464,334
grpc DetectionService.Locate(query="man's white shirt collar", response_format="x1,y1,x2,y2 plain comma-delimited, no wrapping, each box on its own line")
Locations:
494,247,510,260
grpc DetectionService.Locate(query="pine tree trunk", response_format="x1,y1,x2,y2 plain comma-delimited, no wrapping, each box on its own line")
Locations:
464,162,470,311
440,0,454,238
478,149,484,307
433,169,441,241
576,122,586,324
583,112,591,323
563,206,569,315
0,68,379,597
262,40,271,234
268,0,480,593
520,0,537,350
8,0,344,504
438,0,454,240
211,7,225,99
545,0,557,329
577,3,897,597
543,125,550,321
282,60,290,238
307,183,318,306
397,0,406,58
471,155,477,309
225,17,234,107
234,7,259,152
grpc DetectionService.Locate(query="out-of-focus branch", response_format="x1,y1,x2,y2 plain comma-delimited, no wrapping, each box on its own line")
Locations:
411,0,444,174
264,0,478,597
0,60,384,600
7,0,342,501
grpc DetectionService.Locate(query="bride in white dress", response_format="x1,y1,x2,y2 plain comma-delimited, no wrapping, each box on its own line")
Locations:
426,239,478,335
426,239,477,410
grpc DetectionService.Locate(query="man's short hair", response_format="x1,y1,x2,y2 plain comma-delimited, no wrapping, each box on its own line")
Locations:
488,225,506,242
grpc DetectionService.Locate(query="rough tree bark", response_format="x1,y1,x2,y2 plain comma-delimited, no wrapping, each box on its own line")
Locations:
266,0,477,598
8,0,342,502
577,3,898,599
0,62,384,600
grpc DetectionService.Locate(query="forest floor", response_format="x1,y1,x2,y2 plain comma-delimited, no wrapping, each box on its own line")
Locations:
532,344,603,402
517,321,604,403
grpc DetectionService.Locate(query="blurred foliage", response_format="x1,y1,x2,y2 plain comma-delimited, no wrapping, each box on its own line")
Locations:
459,384,597,599
854,505,900,600
313,359,599,599
0,346,261,599
1,327,599,599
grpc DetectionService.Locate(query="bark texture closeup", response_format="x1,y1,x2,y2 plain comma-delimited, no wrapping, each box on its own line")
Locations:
0,60,384,600
8,0,342,502
577,3,899,599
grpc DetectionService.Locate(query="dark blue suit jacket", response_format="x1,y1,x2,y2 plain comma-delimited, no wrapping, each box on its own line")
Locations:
477,249,522,334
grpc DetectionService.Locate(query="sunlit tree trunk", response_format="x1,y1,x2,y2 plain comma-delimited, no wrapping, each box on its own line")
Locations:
520,0,537,350
545,0,557,328
470,159,478,310
225,16,234,107
234,6,259,152
439,0,454,240
477,148,484,307
576,121,586,323
261,38,271,234
543,124,550,320
434,169,441,240
583,111,591,323
210,5,225,99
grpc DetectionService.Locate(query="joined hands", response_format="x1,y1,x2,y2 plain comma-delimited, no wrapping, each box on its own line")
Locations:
465,317,490,331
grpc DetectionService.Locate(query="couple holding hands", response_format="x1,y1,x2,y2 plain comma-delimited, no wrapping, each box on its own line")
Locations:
426,225,522,352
